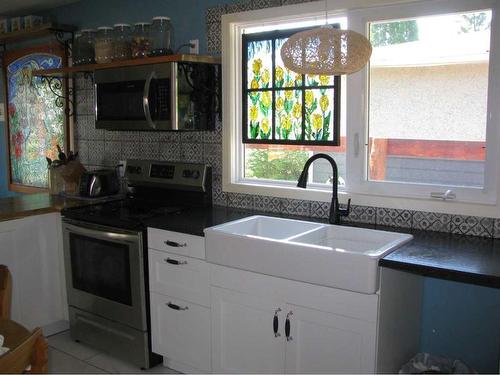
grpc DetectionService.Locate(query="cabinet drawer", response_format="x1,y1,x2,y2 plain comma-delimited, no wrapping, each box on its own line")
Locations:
149,249,210,307
150,292,211,373
147,228,205,259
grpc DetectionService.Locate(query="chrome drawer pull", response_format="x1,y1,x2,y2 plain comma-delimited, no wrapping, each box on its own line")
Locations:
165,240,187,247
167,302,189,311
165,257,188,265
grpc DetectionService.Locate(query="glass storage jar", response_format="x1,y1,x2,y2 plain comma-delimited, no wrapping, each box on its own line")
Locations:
149,16,174,56
72,32,81,65
131,22,151,58
95,26,114,64
113,23,132,61
74,29,96,65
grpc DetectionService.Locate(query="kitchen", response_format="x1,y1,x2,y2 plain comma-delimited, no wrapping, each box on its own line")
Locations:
0,0,499,373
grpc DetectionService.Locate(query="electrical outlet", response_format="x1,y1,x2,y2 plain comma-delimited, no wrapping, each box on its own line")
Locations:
189,39,199,54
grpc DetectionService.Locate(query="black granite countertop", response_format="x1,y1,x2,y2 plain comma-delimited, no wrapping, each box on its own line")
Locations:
145,205,500,289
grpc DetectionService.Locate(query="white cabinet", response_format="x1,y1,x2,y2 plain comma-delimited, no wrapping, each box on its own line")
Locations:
147,229,211,373
211,286,285,373
284,304,376,373
150,292,210,373
210,265,379,374
0,213,67,333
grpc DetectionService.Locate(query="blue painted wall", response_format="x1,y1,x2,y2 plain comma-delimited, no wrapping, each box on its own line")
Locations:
41,0,239,54
0,0,498,370
420,277,500,372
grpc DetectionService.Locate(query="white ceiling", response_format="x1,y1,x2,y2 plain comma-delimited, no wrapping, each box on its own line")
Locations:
0,0,80,16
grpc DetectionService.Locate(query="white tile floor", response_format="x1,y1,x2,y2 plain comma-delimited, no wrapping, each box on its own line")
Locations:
47,330,178,374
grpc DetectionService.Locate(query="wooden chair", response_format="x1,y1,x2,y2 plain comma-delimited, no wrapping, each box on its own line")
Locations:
0,266,48,373
0,266,12,320
0,325,48,373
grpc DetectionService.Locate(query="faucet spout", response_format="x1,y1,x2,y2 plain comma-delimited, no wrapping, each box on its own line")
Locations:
296,153,350,225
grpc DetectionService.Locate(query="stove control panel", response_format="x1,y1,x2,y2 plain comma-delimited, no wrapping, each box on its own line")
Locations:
125,159,209,191
150,164,175,179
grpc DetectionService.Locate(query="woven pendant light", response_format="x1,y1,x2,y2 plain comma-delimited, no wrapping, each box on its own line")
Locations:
281,21,372,76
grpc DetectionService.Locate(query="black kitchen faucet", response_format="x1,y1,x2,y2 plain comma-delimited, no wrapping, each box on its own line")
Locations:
297,153,351,224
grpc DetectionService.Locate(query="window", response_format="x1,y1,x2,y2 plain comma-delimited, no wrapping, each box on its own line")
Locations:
3,44,68,193
242,27,341,145
367,11,491,189
222,0,500,216
241,22,347,188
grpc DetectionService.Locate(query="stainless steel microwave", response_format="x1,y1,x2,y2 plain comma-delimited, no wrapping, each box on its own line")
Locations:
94,62,219,131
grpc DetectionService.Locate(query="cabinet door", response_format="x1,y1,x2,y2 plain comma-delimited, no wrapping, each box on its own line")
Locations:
150,292,211,372
211,286,285,373
284,304,377,373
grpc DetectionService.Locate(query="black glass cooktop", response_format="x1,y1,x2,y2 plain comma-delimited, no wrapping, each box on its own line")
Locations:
62,198,186,230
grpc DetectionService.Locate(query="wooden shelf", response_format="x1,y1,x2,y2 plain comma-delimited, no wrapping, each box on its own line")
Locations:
0,23,76,45
33,54,222,78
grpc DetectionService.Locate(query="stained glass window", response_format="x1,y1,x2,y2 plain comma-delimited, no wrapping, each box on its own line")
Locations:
242,26,341,146
6,52,65,189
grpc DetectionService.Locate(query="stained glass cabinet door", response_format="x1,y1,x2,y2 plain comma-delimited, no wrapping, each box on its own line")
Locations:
5,50,65,190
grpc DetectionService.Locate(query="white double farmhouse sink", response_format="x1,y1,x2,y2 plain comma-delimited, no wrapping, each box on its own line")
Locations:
204,215,413,294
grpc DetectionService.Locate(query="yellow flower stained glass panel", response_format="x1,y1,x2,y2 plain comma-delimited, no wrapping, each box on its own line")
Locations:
247,39,272,89
305,74,334,87
305,88,334,141
247,91,272,140
275,38,302,88
275,90,302,140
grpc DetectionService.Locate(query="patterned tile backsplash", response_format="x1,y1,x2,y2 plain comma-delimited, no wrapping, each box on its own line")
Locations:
71,0,500,240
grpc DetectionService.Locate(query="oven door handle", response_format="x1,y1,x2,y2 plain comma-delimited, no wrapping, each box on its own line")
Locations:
63,221,140,244
143,71,157,129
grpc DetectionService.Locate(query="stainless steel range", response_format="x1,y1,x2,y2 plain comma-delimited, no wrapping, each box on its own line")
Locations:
61,159,212,369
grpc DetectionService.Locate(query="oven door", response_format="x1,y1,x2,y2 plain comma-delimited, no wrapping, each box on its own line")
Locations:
62,220,147,331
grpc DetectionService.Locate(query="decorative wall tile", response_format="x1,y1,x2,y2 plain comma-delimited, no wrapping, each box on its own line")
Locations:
136,132,160,143
103,141,121,167
74,115,88,140
376,208,412,228
206,4,227,24
159,142,181,161
180,142,204,162
227,192,254,209
253,195,282,213
282,199,310,216
280,0,315,4
158,132,180,143
86,121,105,141
203,120,222,143
74,75,94,91
180,131,203,143
75,140,89,165
252,0,281,9
494,219,500,239
75,89,94,116
344,205,376,224
310,201,329,219
413,211,451,233
122,141,152,160
204,143,222,175
225,0,255,14
212,174,228,206
87,141,105,165
450,215,493,238
207,22,222,54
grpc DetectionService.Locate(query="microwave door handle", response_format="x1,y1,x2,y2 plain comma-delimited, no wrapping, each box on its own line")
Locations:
143,71,157,129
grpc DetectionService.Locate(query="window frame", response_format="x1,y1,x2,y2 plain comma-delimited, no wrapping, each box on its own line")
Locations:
222,0,500,217
242,26,342,146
